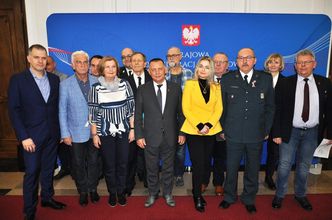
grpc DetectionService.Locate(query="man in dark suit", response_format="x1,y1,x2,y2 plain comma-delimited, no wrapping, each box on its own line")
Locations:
119,47,134,79
135,58,185,208
123,52,152,195
219,48,275,214
8,44,66,220
271,49,332,211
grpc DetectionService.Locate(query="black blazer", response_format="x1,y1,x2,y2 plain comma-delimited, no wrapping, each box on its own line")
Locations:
126,70,152,98
134,81,184,147
119,66,130,80
272,74,332,143
8,69,60,143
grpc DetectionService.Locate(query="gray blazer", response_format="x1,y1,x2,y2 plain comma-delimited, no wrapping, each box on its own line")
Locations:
134,80,184,147
220,70,275,143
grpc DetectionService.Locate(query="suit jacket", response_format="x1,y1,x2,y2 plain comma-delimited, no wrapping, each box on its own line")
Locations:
272,74,332,143
181,79,222,135
220,70,275,143
8,69,60,144
134,80,184,147
269,73,284,136
119,66,131,80
126,70,152,98
59,74,98,143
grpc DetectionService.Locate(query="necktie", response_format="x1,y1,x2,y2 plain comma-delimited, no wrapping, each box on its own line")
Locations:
217,77,221,83
302,78,309,122
138,76,142,86
244,75,249,85
157,84,163,112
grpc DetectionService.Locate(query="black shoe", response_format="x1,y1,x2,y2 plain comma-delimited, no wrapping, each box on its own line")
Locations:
90,191,100,203
79,192,88,206
193,196,205,212
54,169,70,180
265,177,276,190
272,196,283,209
219,200,231,209
108,194,117,207
24,214,35,220
199,196,207,206
118,193,127,206
294,196,312,211
41,198,66,209
245,204,257,214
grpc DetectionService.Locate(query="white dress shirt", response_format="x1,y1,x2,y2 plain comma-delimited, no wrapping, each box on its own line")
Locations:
153,80,167,114
293,74,319,128
240,69,254,83
133,72,145,88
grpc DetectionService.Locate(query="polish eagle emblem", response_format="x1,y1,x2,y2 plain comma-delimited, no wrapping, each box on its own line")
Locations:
182,25,200,46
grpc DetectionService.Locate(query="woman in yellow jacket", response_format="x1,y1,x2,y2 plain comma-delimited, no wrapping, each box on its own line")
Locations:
181,56,223,212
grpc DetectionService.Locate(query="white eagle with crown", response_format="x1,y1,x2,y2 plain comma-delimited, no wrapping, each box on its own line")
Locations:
182,26,200,45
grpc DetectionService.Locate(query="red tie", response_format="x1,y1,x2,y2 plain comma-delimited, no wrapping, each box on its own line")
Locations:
301,78,309,122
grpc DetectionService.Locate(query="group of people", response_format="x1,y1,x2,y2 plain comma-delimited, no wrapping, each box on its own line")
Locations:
7,44,332,220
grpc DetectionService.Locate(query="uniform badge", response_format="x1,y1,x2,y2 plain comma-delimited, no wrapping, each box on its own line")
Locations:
251,80,256,88
260,93,264,99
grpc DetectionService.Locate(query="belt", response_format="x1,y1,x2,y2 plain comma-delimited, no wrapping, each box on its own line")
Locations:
294,125,318,131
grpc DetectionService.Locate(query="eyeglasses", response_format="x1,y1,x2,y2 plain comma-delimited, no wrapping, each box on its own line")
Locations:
295,61,314,65
166,54,181,59
121,55,132,59
214,61,228,65
237,56,255,62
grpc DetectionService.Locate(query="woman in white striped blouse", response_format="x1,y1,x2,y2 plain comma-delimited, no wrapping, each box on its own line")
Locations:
88,56,135,207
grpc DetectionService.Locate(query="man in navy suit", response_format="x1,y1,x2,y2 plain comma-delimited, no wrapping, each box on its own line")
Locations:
8,44,66,220
272,49,332,211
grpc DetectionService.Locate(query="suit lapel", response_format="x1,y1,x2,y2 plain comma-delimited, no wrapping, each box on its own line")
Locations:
288,75,297,107
148,82,162,114
26,70,47,103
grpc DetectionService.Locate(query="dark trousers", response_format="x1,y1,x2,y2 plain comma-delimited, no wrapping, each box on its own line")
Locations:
137,147,147,182
71,140,99,193
100,133,129,194
174,143,186,177
57,142,71,172
145,138,175,196
126,141,138,192
223,141,262,205
23,136,58,216
212,140,227,186
265,137,279,179
203,139,227,186
187,135,215,197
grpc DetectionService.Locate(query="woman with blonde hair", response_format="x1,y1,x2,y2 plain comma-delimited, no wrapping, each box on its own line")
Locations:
181,56,223,212
263,53,285,190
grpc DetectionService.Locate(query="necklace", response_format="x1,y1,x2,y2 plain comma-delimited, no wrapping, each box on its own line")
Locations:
198,80,208,94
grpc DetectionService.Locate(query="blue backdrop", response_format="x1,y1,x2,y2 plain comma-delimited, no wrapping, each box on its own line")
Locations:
47,13,331,165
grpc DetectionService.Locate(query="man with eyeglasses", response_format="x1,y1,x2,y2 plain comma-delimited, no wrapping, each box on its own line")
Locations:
271,49,332,211
125,52,152,196
59,50,100,206
165,46,193,187
119,48,134,79
219,48,275,214
202,52,229,196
